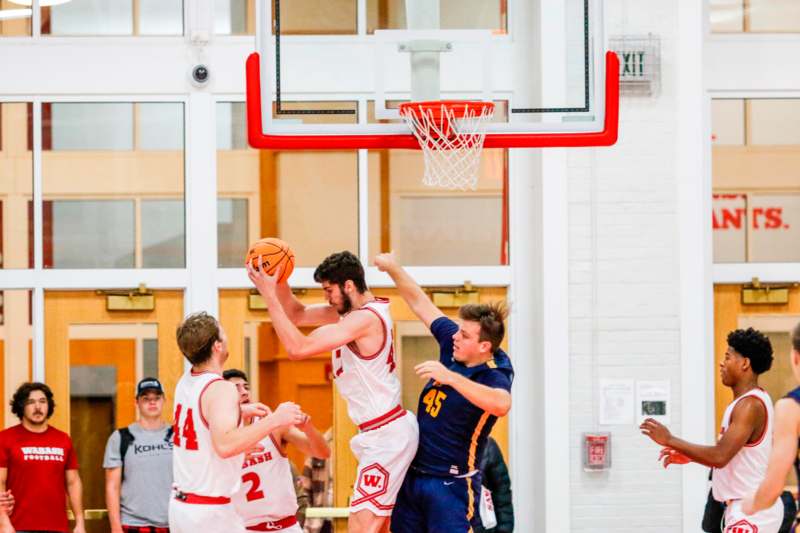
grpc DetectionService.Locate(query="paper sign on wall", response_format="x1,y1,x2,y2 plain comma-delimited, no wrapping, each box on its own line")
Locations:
599,379,635,425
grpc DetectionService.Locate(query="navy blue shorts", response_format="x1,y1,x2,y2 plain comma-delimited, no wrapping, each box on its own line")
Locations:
390,468,482,533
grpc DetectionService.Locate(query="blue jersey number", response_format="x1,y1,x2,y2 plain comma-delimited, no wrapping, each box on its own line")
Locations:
422,389,447,418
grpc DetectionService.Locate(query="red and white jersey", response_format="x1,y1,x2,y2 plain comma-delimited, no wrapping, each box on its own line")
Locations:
233,434,298,525
712,387,773,502
332,298,401,426
172,369,243,498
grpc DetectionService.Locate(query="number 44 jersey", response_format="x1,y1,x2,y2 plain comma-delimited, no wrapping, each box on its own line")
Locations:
172,370,244,498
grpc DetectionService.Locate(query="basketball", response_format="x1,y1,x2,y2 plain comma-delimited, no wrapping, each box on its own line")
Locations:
246,237,295,283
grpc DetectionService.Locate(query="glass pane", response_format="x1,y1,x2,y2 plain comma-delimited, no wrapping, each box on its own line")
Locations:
141,199,184,268
44,0,183,36
215,0,252,35
710,0,745,32
218,198,249,268
42,102,185,268
51,200,135,268
0,103,33,269
367,0,507,34
138,103,184,151
747,100,800,146
0,0,32,37
139,0,184,35
1,290,33,427
749,194,800,262
711,100,745,146
712,194,746,263
215,0,356,35
367,102,508,266
749,0,800,32
216,101,358,269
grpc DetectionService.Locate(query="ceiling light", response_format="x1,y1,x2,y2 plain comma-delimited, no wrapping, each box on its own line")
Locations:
0,8,31,20
8,0,73,7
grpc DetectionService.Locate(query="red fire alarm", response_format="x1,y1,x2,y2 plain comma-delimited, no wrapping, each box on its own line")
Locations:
583,432,611,472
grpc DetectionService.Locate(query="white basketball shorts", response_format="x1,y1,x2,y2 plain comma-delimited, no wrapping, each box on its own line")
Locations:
349,410,419,516
724,499,783,533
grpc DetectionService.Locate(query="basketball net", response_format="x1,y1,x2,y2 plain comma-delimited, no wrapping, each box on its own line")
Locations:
399,101,495,191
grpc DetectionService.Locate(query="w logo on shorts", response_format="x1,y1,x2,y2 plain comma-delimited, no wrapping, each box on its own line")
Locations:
726,519,758,533
352,463,390,509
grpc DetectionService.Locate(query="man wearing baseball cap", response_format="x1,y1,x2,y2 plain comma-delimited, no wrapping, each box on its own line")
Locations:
103,378,174,533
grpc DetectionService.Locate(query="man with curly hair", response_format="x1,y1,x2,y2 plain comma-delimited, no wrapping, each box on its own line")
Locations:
641,327,781,533
248,251,419,533
0,382,86,533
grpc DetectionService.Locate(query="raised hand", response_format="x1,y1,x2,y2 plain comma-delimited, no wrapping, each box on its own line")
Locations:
373,252,398,273
640,417,673,446
270,402,305,429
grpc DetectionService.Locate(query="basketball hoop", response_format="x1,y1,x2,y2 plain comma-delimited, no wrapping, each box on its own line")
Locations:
398,100,495,191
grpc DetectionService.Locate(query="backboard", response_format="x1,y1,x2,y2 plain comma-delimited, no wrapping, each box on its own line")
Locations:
245,0,619,150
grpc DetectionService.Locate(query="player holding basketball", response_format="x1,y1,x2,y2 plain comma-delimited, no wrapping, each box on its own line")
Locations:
224,368,330,533
373,252,513,533
742,323,800,517
169,312,305,533
641,328,781,533
247,250,419,533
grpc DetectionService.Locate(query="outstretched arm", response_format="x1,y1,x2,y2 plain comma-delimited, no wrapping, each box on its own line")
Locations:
744,398,800,514
374,252,444,328
640,396,763,468
280,417,331,460
204,380,304,458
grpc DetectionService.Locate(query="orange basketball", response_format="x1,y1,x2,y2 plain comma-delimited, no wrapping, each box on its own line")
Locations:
246,237,295,283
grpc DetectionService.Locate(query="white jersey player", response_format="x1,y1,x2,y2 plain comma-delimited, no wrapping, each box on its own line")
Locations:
248,251,419,533
641,327,780,533
169,312,304,533
224,369,330,533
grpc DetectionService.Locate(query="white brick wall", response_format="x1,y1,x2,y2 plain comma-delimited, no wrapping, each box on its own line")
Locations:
567,1,691,530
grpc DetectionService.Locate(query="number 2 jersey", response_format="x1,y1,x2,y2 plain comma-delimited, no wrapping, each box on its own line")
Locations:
413,317,514,477
172,369,243,498
233,434,298,525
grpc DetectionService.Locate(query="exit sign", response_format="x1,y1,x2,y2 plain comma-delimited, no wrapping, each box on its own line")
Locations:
609,35,661,97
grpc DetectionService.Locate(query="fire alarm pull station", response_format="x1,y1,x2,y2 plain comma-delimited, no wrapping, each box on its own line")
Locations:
583,432,611,472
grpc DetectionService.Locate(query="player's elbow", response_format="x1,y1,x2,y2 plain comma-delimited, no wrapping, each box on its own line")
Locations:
709,450,735,469
489,394,512,417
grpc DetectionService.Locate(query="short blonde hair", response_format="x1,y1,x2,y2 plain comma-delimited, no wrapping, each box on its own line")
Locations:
176,311,220,365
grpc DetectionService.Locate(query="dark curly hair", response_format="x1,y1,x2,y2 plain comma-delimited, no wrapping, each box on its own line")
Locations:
11,382,55,420
792,322,800,353
728,327,773,375
313,251,367,293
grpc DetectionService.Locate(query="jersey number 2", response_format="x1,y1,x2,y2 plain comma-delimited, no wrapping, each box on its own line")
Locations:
172,404,199,450
242,472,265,501
422,389,447,418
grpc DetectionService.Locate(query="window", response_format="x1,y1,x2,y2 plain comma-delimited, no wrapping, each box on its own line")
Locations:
41,102,186,268
43,0,183,36
712,99,800,262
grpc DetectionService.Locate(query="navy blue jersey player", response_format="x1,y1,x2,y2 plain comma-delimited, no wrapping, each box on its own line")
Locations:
375,252,513,533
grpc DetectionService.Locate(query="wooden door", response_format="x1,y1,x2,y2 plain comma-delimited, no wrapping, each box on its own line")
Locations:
713,284,800,429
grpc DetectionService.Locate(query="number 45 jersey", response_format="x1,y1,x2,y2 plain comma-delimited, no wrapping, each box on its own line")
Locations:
413,317,514,477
